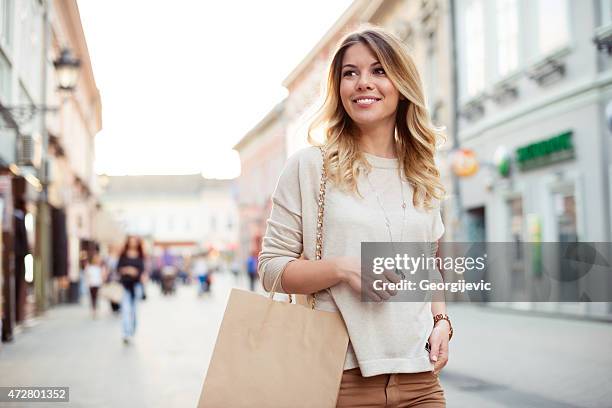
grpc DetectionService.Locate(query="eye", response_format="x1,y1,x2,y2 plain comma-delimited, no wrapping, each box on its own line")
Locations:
373,67,386,75
342,70,356,77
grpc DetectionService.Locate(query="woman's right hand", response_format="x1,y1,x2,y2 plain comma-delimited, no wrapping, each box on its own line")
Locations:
333,257,401,302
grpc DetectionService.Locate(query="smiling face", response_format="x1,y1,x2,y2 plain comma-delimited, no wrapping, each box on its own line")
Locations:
339,42,401,132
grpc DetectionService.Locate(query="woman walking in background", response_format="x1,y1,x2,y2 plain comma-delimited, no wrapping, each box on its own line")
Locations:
259,26,451,406
118,236,146,344
85,251,106,319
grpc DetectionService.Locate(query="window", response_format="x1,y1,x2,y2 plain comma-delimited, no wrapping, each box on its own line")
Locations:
496,0,519,77
0,51,10,102
537,0,570,55
553,190,579,300
599,0,612,27
554,192,578,243
0,0,12,48
463,0,486,97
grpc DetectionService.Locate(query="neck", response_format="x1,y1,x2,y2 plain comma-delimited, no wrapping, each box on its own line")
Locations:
357,120,396,158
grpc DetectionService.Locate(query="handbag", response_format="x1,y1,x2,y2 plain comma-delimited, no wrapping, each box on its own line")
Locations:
99,281,124,303
198,147,349,408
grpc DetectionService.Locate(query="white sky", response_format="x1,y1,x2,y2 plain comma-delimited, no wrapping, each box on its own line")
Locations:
77,0,353,179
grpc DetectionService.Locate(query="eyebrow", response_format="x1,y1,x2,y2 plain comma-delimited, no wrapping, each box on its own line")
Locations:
342,61,382,69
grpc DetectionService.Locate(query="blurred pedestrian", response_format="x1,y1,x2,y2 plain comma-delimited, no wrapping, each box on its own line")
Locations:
230,258,240,283
192,253,209,295
118,235,146,344
246,253,258,292
104,246,121,314
85,251,106,318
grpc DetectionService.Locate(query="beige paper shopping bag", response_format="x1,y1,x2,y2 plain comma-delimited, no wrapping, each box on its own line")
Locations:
197,287,349,408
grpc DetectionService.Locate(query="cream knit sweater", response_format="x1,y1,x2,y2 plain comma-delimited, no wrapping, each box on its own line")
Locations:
258,146,445,376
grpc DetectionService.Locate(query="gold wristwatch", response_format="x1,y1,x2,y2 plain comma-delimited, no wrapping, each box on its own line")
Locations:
433,314,453,341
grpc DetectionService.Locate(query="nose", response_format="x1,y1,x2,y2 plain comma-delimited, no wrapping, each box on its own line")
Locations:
356,72,374,91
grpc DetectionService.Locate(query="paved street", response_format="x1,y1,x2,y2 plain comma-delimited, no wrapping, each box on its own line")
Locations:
1,273,611,408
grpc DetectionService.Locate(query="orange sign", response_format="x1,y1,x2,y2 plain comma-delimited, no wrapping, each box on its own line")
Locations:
450,148,479,177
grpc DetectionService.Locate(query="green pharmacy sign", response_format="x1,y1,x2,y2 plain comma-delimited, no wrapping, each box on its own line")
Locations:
516,131,574,171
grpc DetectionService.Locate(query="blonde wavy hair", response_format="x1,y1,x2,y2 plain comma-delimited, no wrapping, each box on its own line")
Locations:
308,25,445,209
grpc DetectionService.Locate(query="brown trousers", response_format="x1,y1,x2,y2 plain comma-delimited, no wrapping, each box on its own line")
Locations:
336,368,445,408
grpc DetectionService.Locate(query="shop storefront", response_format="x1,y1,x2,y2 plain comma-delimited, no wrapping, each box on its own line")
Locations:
457,100,612,319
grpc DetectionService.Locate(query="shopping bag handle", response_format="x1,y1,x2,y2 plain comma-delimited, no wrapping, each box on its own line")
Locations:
268,266,292,303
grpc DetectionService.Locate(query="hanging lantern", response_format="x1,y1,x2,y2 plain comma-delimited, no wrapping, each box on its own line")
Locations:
450,148,479,177
54,48,81,92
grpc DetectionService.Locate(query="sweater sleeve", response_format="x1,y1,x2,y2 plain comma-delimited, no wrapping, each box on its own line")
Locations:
258,153,304,293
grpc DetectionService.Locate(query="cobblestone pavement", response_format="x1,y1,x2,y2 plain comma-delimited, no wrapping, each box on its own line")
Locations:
1,273,610,407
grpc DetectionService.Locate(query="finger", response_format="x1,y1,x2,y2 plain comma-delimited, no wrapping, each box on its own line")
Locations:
440,338,449,358
375,290,391,301
367,290,382,302
429,338,441,363
385,283,398,297
378,274,399,297
436,352,448,370
383,269,402,284
433,358,445,374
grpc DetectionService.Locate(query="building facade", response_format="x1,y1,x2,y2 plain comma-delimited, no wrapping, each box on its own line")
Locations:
100,175,239,257
453,0,612,318
0,0,101,342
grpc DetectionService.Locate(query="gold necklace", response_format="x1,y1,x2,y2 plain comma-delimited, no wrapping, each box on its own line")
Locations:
366,170,408,279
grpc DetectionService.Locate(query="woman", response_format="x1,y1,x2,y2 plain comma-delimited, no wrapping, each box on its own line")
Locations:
84,251,106,319
117,236,146,344
259,26,451,407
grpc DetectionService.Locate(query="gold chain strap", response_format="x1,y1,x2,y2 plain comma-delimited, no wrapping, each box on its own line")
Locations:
310,146,327,309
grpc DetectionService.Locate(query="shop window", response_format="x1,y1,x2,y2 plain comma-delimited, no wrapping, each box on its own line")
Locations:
466,206,486,242
507,197,526,293
554,192,578,243
553,190,579,301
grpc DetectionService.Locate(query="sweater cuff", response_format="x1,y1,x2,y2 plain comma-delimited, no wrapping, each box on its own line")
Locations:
262,256,296,294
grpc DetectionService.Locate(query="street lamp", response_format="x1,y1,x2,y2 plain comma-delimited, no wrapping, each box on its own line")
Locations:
0,47,81,125
53,48,81,92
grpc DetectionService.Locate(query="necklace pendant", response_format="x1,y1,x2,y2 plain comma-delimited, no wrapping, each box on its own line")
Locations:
395,267,406,279
401,202,406,209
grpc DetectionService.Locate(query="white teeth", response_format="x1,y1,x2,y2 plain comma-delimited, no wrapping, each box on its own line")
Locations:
355,98,378,104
